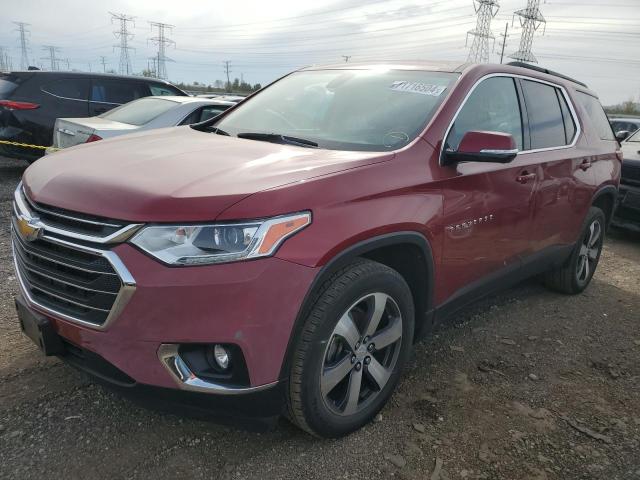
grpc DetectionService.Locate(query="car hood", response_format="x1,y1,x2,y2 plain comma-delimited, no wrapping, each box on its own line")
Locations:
23,126,392,222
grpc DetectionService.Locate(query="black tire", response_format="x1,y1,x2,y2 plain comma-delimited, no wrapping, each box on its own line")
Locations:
286,259,414,438
544,206,606,294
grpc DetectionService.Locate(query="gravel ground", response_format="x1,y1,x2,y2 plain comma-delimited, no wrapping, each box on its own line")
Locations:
1,156,639,480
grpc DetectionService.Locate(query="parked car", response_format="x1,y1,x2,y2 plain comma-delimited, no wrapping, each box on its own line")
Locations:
49,96,234,151
612,129,640,232
609,117,640,137
0,71,187,162
12,61,620,438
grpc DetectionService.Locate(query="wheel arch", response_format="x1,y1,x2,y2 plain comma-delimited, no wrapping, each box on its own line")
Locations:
278,231,435,380
591,184,617,231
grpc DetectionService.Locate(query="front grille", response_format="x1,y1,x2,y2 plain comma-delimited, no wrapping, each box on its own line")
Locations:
19,186,133,240
622,163,640,186
12,230,122,326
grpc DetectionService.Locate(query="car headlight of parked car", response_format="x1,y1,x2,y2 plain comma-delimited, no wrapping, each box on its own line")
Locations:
130,212,311,265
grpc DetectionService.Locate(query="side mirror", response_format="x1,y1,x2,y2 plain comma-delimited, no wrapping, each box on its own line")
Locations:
615,130,630,142
443,131,518,165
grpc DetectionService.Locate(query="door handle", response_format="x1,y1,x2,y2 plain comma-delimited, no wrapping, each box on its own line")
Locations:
516,172,536,184
579,160,592,171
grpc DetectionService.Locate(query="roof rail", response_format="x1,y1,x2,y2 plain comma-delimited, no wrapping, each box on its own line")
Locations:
506,61,588,88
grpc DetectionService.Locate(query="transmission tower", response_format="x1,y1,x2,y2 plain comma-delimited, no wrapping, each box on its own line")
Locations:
41,45,61,71
0,47,12,73
148,22,175,80
14,22,30,70
466,0,499,64
110,12,135,75
509,0,546,63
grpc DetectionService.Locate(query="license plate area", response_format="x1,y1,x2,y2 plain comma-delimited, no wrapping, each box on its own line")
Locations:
15,296,65,356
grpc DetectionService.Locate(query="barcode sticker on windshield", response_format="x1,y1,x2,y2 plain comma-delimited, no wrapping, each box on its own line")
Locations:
389,81,447,96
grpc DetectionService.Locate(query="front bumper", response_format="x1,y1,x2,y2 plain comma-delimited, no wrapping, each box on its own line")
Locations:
15,240,318,396
612,183,640,232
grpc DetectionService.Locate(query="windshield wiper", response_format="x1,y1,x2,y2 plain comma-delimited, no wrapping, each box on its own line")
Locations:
237,132,318,148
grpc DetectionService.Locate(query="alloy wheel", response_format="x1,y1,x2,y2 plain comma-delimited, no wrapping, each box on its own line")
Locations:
320,292,403,416
576,218,602,283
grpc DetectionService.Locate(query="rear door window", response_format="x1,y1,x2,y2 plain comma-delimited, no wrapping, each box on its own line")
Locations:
41,79,90,101
575,92,615,141
557,89,577,145
90,80,150,105
446,76,523,151
521,80,567,149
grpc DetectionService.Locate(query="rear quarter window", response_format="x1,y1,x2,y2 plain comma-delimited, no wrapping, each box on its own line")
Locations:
575,92,615,141
91,80,150,105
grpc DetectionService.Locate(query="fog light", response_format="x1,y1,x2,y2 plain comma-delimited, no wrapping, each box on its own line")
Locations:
213,344,230,370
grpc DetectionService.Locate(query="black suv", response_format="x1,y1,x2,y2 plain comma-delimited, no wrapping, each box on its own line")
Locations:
0,71,187,162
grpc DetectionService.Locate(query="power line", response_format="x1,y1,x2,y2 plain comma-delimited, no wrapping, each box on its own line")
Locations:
14,22,30,70
466,0,499,63
110,12,135,75
149,21,175,80
509,0,546,63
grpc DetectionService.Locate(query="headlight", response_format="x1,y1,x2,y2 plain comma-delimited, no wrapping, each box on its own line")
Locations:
131,211,311,265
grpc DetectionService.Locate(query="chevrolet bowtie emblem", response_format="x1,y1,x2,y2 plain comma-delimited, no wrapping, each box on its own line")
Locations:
17,216,44,242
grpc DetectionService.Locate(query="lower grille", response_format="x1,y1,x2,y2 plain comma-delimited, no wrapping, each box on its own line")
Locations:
12,230,122,327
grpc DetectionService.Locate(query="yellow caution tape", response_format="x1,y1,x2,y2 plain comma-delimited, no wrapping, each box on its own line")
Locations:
0,139,58,151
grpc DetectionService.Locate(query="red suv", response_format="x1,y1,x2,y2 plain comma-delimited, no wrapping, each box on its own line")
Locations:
11,61,621,437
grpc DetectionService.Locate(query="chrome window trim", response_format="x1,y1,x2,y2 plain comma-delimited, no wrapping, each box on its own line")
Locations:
15,184,142,244
439,72,582,165
157,344,278,395
11,230,136,331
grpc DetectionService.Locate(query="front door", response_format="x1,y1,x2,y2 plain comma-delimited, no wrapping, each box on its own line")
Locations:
437,75,538,301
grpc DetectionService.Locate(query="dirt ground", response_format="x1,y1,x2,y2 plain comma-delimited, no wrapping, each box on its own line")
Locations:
1,156,639,480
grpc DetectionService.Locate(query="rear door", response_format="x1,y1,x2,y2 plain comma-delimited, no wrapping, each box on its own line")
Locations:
520,78,590,251
89,79,150,115
438,75,537,298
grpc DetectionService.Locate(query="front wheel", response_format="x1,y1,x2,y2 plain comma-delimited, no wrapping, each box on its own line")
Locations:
286,259,414,437
544,206,606,294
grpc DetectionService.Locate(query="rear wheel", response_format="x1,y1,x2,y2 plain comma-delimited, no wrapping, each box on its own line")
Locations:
286,259,414,437
544,206,605,294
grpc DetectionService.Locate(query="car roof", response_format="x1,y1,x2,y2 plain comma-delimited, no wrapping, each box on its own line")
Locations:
9,70,178,85
297,60,595,95
144,96,236,106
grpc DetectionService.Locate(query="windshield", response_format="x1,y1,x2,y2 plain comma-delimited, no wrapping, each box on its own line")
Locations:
101,97,178,126
215,69,458,151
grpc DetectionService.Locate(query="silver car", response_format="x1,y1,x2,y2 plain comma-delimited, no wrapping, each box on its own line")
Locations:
49,96,234,151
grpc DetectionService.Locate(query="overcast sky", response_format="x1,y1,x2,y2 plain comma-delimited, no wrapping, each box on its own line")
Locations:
2,0,639,105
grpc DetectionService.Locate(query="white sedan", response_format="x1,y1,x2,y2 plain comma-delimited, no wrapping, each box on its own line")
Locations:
49,96,234,151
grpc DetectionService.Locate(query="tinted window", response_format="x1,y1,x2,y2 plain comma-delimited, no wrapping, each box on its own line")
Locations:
521,80,566,149
557,89,577,144
101,97,178,125
149,84,182,96
446,76,523,151
200,105,229,121
576,92,615,141
41,79,90,101
215,69,458,152
91,81,149,104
